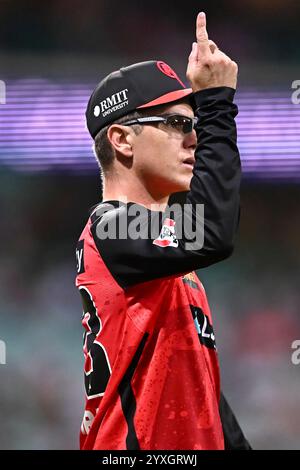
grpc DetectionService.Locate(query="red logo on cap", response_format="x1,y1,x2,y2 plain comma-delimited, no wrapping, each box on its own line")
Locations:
156,61,185,88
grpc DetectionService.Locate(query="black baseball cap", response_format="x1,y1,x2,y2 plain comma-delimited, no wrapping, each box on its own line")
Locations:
86,60,193,139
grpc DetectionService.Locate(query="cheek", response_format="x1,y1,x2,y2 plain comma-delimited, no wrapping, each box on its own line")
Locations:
134,138,165,173
133,132,181,178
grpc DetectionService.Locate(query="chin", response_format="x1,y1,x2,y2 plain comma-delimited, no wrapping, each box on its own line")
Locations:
175,176,192,193
161,176,192,197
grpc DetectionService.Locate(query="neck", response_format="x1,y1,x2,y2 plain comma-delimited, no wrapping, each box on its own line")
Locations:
102,173,169,211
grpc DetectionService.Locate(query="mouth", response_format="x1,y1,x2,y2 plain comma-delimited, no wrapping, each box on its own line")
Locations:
182,157,195,168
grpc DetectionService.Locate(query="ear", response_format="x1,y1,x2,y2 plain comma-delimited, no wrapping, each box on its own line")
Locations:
107,124,134,158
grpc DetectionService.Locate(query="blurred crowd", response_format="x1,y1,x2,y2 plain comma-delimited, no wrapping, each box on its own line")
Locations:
0,0,299,63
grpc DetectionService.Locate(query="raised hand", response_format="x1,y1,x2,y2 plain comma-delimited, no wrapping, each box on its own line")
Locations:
186,12,238,91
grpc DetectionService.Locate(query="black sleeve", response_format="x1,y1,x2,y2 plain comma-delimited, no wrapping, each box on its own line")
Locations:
91,86,241,289
219,392,252,450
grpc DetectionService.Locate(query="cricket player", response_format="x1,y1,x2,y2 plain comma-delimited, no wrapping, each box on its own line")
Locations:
76,12,251,450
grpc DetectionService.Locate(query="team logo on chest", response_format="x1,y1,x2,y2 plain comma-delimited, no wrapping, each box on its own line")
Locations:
153,218,178,248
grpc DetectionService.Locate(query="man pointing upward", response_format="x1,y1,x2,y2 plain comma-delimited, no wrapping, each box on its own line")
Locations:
76,12,250,450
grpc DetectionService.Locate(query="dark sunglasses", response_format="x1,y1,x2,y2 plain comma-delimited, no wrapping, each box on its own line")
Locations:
121,114,198,134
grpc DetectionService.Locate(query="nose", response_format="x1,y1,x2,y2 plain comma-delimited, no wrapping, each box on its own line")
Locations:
183,129,197,150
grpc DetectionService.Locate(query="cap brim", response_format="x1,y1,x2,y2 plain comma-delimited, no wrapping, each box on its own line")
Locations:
137,88,193,109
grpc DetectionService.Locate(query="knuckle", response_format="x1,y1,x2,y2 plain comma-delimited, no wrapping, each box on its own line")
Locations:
217,56,227,66
205,57,214,67
198,54,211,66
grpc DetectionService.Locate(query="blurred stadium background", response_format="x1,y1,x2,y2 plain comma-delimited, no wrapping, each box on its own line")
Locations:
0,0,300,449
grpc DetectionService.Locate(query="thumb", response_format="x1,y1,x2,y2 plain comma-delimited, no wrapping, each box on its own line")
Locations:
189,42,198,62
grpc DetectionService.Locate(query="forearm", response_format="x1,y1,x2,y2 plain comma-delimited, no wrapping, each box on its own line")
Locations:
187,86,241,255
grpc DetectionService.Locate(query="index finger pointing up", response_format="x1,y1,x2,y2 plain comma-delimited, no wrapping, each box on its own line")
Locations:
196,12,210,53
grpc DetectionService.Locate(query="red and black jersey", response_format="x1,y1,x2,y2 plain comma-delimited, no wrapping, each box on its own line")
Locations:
75,87,251,450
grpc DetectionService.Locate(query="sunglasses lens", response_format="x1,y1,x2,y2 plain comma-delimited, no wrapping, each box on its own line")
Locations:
167,116,193,134
182,119,193,134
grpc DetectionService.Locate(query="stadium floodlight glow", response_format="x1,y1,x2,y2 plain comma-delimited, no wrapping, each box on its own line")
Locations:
1,80,300,180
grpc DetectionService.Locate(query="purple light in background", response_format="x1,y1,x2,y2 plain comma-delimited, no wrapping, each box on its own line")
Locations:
0,80,300,180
